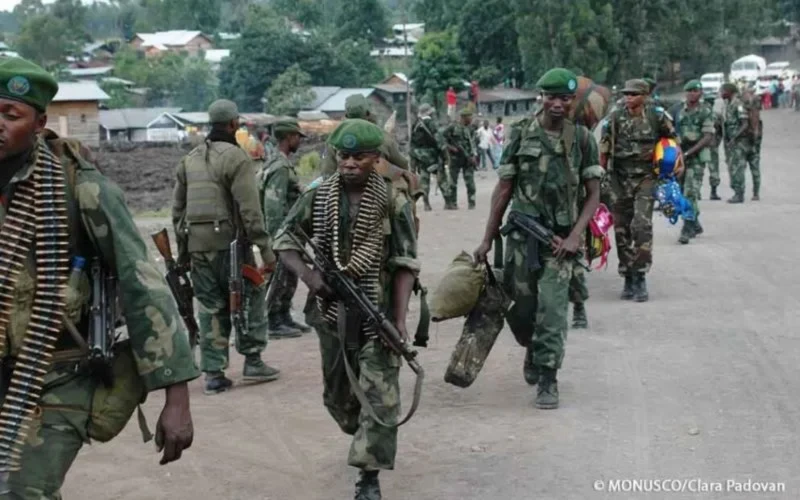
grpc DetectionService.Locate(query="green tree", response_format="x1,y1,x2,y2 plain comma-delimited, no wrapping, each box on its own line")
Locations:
265,64,315,115
411,0,462,30
410,30,467,110
100,81,136,108
15,14,76,70
174,57,218,111
272,0,323,27
514,0,621,84
334,0,389,44
458,0,520,86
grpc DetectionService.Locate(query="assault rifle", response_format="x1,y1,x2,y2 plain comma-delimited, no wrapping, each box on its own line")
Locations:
229,232,265,338
151,228,199,348
89,258,117,387
499,210,591,272
286,227,424,427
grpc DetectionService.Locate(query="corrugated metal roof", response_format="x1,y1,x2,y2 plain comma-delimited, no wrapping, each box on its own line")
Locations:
135,30,207,47
373,83,411,95
65,66,114,77
99,107,182,130
314,88,374,113
306,87,341,110
173,112,209,125
204,49,230,64
53,82,110,102
459,87,537,103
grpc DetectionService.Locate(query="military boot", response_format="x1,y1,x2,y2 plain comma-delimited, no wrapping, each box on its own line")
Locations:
692,219,703,237
355,470,381,500
468,201,476,210
621,274,635,300
752,192,760,201
267,314,302,339
710,186,721,200
283,311,311,333
678,221,693,244
535,368,559,409
634,273,649,303
727,193,744,204
444,202,458,210
523,344,539,385
204,372,233,395
242,355,281,383
571,302,588,329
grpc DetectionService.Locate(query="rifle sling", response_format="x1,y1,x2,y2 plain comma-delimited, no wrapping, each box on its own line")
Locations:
335,302,422,429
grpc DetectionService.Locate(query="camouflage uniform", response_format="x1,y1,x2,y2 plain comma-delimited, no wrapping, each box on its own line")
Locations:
600,102,675,277
260,152,303,327
409,115,451,208
675,100,715,221
500,114,603,372
706,99,723,194
722,95,753,199
443,119,477,208
741,92,762,197
172,134,275,377
273,176,420,472
3,134,199,498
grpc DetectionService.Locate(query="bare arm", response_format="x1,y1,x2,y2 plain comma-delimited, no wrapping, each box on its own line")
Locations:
473,179,514,263
391,269,416,339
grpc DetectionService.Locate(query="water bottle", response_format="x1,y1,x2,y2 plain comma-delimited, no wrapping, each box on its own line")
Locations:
67,256,86,291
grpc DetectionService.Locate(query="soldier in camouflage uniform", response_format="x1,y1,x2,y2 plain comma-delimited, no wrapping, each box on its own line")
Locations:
704,95,723,200
720,83,754,204
474,68,602,410
0,57,197,499
740,86,763,201
443,109,479,209
275,119,420,500
600,79,677,302
259,119,309,339
320,95,408,176
409,103,452,210
674,80,715,244
172,99,279,395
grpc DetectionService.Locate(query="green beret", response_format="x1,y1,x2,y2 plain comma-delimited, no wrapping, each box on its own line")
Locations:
273,119,306,138
683,79,702,91
208,99,239,123
344,94,371,119
459,108,473,116
621,79,650,94
720,83,738,94
0,57,58,112
327,118,384,153
536,68,579,94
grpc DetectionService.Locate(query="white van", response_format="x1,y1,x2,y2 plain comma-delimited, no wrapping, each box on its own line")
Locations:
763,61,790,78
700,73,725,98
730,55,767,83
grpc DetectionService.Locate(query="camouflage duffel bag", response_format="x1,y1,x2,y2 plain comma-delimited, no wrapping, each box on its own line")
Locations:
444,265,511,388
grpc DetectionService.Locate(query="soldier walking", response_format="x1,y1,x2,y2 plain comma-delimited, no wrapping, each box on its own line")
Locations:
473,68,602,409
443,109,478,209
0,57,197,497
260,119,309,338
275,119,420,500
600,79,677,302
720,83,755,204
674,80,715,244
409,103,451,211
740,86,763,201
704,94,724,200
172,99,279,395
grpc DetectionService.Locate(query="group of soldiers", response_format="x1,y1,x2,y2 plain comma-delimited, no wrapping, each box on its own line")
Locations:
0,53,768,500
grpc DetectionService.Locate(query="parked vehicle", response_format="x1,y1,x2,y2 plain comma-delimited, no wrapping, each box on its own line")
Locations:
730,54,766,83
700,73,725,98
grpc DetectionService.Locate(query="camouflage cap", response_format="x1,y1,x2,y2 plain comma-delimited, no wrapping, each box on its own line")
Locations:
720,82,738,94
621,79,650,95
208,99,239,124
327,118,383,153
683,79,702,92
536,67,579,94
345,94,371,119
0,57,59,112
273,118,306,138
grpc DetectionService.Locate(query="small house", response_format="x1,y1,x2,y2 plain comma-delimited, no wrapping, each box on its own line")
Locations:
98,107,184,142
131,30,213,57
46,82,110,147
372,83,412,122
459,87,538,117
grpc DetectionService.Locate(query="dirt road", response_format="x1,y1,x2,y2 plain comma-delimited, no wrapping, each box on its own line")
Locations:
64,110,800,499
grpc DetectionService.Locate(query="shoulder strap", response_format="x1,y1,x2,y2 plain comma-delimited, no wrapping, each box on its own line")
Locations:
561,121,580,224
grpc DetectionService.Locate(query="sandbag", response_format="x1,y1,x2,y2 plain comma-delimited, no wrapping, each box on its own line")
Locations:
444,266,511,388
570,76,612,131
430,251,485,322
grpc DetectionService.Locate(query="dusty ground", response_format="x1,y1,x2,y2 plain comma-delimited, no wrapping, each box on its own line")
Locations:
64,110,800,500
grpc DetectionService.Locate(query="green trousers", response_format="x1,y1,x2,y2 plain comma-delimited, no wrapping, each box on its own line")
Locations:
316,323,401,470
611,173,655,276
190,250,268,374
683,157,707,218
707,143,721,188
2,371,95,500
726,140,754,197
448,159,476,206
266,260,298,319
503,233,572,369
